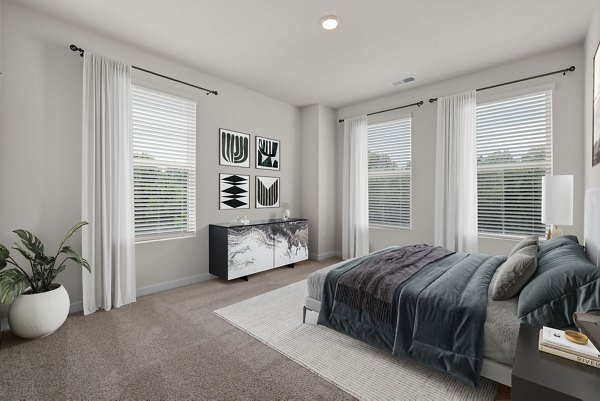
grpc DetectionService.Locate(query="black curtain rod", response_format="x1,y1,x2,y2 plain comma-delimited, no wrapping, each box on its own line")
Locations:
69,45,218,96
428,65,575,103
338,100,423,123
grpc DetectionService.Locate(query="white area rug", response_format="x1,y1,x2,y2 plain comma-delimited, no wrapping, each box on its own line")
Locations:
214,280,497,401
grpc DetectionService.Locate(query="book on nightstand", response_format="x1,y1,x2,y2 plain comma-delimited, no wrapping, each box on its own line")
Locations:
538,327,600,369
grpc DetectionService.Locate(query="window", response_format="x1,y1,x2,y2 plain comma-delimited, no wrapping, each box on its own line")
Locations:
367,118,412,228
132,86,197,242
476,90,552,237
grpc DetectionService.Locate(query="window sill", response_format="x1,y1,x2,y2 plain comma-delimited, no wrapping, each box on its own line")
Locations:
135,232,196,244
369,225,411,231
478,233,543,242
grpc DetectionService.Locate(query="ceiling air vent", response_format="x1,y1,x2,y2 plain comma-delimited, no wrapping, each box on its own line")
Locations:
391,76,416,87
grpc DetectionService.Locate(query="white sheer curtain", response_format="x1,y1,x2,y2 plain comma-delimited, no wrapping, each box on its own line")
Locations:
81,53,136,315
434,91,478,252
342,115,369,259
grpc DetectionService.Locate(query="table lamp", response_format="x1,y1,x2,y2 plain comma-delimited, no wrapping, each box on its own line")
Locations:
541,175,573,239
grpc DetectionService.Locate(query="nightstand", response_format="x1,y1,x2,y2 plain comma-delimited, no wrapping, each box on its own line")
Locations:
512,324,600,401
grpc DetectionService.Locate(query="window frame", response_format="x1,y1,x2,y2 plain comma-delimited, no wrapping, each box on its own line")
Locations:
475,86,553,239
131,84,198,243
367,114,413,230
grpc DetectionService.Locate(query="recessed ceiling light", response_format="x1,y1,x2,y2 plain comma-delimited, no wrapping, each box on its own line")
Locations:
320,15,340,31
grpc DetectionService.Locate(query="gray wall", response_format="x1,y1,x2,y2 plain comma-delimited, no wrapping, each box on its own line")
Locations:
0,1,301,319
585,1,600,190
337,45,585,256
300,105,320,256
299,104,339,260
317,105,338,258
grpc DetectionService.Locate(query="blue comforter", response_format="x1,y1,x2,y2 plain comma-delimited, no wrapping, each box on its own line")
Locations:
317,246,506,387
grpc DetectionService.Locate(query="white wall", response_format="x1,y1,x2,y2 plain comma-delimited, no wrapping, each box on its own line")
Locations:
585,1,600,190
299,104,338,260
317,105,338,258
0,1,301,320
337,45,585,256
300,105,320,256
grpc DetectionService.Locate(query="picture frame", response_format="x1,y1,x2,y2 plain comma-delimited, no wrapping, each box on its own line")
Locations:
219,128,250,168
593,41,600,166
255,176,280,208
219,173,250,210
255,136,280,171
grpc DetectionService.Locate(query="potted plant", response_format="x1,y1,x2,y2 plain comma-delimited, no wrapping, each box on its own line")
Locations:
0,221,90,338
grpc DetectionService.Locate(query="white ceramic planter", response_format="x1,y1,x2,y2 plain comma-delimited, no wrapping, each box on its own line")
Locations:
8,284,70,339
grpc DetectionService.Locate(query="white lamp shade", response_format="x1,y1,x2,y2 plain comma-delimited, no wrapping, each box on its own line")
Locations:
541,175,573,225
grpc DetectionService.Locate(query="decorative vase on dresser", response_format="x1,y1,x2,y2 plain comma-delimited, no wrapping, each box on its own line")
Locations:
209,218,308,280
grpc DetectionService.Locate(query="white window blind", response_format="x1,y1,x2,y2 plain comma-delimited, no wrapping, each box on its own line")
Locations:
132,85,197,242
367,118,412,228
476,90,552,237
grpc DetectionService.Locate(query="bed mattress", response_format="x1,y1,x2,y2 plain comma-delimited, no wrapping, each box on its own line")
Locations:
307,259,519,366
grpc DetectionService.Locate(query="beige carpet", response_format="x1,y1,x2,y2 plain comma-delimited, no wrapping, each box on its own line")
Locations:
0,259,355,401
215,280,498,401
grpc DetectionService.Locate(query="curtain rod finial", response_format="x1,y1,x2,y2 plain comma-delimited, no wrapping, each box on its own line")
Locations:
69,44,84,57
429,98,438,103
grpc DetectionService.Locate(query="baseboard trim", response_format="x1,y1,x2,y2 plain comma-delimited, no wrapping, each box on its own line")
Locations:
136,273,215,298
0,273,215,333
309,251,342,261
70,301,83,314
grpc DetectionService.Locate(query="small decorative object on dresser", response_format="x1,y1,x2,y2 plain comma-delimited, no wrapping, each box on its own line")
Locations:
209,218,308,280
281,202,291,221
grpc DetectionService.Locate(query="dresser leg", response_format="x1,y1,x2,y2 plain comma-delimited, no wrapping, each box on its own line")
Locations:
287,263,295,268
239,276,248,281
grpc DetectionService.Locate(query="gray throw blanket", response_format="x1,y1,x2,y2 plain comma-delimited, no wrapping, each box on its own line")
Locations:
335,245,453,323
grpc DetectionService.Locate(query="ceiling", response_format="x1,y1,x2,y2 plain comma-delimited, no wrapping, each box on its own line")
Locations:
9,0,598,108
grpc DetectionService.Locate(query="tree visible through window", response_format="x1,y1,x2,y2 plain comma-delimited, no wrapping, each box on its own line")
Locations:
367,118,412,228
132,86,197,242
476,91,552,237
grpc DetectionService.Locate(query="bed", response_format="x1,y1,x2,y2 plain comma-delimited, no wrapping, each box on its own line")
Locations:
302,187,600,388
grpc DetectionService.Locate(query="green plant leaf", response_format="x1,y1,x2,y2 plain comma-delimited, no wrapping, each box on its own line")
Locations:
12,229,44,257
0,244,9,270
58,221,88,251
0,269,28,304
48,265,66,284
60,246,91,273
12,244,34,262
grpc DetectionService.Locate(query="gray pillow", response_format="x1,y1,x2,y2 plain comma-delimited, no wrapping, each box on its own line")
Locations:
518,242,600,328
508,235,539,257
492,244,538,301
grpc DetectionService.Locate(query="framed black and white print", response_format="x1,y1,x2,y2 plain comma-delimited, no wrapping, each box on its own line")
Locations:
255,136,280,170
219,174,250,209
594,41,600,166
219,128,250,168
255,176,280,208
